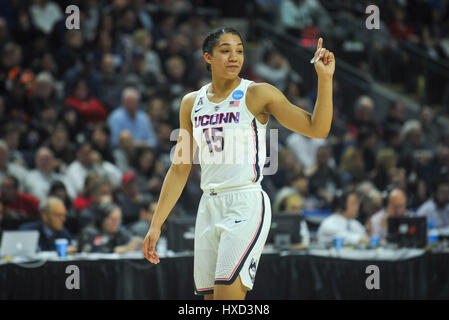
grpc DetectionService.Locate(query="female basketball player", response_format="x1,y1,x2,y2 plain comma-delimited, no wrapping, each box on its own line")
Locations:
143,27,335,300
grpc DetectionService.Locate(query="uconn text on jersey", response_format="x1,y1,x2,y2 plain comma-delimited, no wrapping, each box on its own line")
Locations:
194,112,240,127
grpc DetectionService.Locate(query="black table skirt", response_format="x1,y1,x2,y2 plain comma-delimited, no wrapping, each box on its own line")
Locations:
1,252,448,299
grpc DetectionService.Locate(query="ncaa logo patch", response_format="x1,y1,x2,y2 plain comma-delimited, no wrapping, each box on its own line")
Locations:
232,90,244,100
248,257,257,284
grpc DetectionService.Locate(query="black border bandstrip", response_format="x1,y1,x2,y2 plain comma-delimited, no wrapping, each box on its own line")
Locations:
214,191,265,285
252,118,261,182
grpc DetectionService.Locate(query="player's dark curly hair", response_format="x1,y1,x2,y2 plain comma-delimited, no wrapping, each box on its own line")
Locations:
202,27,244,73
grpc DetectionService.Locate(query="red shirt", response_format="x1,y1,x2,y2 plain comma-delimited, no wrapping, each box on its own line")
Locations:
2,193,40,219
389,23,416,41
73,195,94,212
65,96,108,124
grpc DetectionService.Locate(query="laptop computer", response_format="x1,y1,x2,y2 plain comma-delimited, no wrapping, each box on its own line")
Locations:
387,216,427,248
0,231,40,258
266,213,303,249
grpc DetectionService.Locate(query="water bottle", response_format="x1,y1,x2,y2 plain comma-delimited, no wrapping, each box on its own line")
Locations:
428,220,439,247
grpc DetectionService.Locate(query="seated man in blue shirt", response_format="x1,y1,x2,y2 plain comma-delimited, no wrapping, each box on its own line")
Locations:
108,87,158,148
20,196,77,253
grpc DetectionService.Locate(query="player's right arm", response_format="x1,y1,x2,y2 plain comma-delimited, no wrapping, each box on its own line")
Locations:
143,91,197,264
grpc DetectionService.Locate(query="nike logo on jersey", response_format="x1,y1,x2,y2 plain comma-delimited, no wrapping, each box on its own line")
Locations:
235,220,245,224
194,108,202,113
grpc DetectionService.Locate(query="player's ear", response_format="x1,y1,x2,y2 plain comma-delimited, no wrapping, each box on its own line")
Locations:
203,52,213,64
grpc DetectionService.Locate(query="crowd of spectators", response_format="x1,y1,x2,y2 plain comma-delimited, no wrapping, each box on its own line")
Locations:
0,0,449,254
259,0,449,107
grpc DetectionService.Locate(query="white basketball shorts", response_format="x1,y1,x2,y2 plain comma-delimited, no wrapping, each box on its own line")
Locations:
193,185,272,295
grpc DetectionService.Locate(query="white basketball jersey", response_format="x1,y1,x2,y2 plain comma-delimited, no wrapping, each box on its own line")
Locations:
191,78,267,191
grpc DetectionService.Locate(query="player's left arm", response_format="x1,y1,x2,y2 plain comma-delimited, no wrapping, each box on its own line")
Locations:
249,38,335,139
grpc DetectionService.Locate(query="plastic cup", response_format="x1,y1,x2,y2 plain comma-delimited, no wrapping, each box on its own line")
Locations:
55,238,69,258
428,233,439,245
333,237,344,252
370,236,380,249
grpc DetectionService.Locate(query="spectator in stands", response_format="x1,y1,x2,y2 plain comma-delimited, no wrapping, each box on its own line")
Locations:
146,96,170,132
0,201,3,238
90,150,122,189
1,175,40,220
357,126,379,174
288,173,319,211
72,172,99,213
339,146,366,185
272,187,310,249
367,188,413,240
154,122,175,170
92,29,123,69
382,123,403,151
164,55,188,99
253,49,293,92
308,145,342,209
126,47,161,100
48,180,73,216
24,147,67,203
286,131,328,172
347,95,381,140
280,0,331,38
78,177,113,229
420,105,440,145
357,183,383,226
179,164,202,215
1,123,26,167
116,7,140,56
4,64,36,121
45,125,75,172
37,51,59,77
372,148,397,191
116,172,151,225
64,78,108,125
27,102,59,149
317,190,369,246
398,120,434,179
108,87,158,148
133,29,163,77
97,53,124,111
132,0,154,32
427,145,449,186
129,199,156,238
20,196,76,252
77,202,142,253
11,7,41,61
388,8,419,42
65,142,95,200
30,71,58,113
384,100,405,129
417,175,449,232
133,146,163,199
91,124,114,164
56,30,85,76
0,97,6,128
113,130,135,173
271,147,303,190
0,140,28,191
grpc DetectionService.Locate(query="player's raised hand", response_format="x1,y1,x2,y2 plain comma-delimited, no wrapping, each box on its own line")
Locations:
143,226,161,264
310,37,335,78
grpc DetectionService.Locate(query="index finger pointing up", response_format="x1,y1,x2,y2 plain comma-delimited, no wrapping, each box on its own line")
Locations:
317,37,323,51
